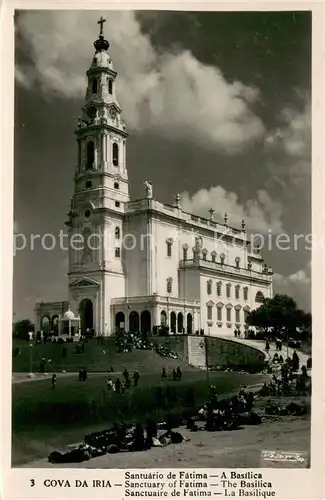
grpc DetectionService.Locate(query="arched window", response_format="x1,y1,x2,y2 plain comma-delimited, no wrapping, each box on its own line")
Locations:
166,240,172,257
92,78,98,94
235,309,240,323
255,291,265,303
207,280,212,295
115,247,121,258
244,306,250,322
86,141,94,170
217,306,222,322
226,307,232,322
114,181,119,189
108,79,113,95
160,310,167,326
115,227,120,239
207,305,213,320
112,142,119,166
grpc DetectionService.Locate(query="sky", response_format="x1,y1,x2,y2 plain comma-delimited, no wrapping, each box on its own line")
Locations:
13,10,311,320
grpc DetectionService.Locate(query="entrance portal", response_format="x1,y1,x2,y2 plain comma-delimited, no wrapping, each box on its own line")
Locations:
79,298,94,333
115,311,125,331
129,311,139,332
170,311,176,334
187,313,193,334
140,310,151,333
177,312,184,333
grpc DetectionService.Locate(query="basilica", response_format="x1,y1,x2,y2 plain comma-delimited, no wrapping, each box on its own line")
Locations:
35,20,273,337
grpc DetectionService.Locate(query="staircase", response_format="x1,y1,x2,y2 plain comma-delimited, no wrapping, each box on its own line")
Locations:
187,335,207,370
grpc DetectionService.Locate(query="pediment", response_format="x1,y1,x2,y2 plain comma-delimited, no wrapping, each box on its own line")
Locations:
70,277,100,288
109,103,121,113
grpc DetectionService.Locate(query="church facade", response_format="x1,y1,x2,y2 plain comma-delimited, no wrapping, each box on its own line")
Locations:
35,22,273,337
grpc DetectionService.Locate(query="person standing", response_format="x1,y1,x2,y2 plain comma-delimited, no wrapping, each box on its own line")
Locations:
51,374,57,389
115,378,121,394
133,371,140,387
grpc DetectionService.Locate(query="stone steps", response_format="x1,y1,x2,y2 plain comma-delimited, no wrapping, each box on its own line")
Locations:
187,336,207,369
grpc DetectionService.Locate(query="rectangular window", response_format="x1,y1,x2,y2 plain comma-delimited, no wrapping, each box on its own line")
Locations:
217,307,222,321
226,308,231,322
167,279,172,294
207,306,213,320
235,286,240,300
226,284,231,299
244,310,249,322
235,309,240,323
167,242,172,257
183,248,188,260
207,281,212,295
115,201,120,208
217,282,222,296
115,247,121,258
243,287,248,300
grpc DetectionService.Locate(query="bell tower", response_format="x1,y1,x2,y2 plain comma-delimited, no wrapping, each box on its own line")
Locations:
75,16,129,196
66,18,128,335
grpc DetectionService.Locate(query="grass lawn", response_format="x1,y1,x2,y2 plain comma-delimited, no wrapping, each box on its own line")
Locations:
12,337,190,373
12,370,270,466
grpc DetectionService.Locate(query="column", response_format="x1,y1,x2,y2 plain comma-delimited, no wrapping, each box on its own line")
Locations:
125,309,129,331
152,305,159,329
107,137,111,169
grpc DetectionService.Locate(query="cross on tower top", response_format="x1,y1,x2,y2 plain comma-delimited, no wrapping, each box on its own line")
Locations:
98,16,106,36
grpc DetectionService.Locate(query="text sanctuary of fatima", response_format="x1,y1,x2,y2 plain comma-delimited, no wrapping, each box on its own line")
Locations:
35,20,273,337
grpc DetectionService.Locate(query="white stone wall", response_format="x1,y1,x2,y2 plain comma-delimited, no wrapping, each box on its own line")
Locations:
123,212,150,296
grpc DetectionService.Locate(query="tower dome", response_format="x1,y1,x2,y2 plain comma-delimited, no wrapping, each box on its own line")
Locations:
64,306,75,321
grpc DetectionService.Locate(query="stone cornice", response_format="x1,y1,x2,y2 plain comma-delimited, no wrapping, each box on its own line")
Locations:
74,123,128,138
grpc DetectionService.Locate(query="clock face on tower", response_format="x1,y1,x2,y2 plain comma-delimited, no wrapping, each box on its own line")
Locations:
87,105,97,120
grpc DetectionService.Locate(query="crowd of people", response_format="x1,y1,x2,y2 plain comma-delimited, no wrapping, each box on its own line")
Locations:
114,331,180,362
105,368,140,394
154,343,178,360
48,417,190,464
47,383,263,464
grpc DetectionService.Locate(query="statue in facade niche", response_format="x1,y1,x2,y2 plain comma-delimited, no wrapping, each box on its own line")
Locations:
144,181,153,199
194,235,203,254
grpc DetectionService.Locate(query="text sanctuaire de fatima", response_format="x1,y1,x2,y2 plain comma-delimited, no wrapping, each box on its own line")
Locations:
124,472,275,497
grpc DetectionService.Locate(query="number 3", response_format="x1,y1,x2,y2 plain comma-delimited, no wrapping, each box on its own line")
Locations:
30,479,35,487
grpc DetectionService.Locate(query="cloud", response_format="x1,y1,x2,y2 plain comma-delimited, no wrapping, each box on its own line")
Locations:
264,101,310,159
16,11,264,153
264,99,311,191
180,185,284,234
273,261,311,311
